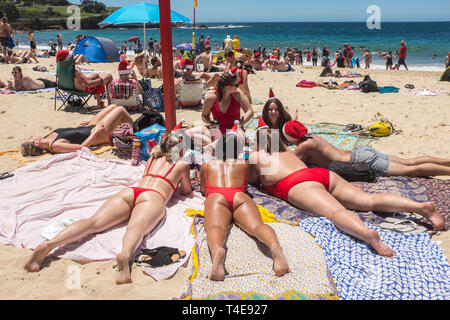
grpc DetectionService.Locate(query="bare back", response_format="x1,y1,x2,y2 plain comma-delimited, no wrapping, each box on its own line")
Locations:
140,157,190,202
200,160,256,192
251,150,307,186
295,135,351,167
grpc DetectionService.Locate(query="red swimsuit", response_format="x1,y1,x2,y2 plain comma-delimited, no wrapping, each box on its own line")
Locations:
205,163,246,212
211,94,241,134
130,158,178,208
262,168,330,202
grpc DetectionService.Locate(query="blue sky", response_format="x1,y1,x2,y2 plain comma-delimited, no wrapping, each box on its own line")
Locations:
91,0,450,22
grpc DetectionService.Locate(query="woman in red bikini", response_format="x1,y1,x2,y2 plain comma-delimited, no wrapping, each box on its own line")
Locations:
25,132,192,284
250,129,445,257
200,132,290,281
185,67,254,148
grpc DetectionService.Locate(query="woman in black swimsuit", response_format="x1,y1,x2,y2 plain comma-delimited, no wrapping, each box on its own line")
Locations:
385,51,394,70
21,104,133,156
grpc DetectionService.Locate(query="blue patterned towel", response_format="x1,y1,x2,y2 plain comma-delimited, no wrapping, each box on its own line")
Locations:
299,217,450,300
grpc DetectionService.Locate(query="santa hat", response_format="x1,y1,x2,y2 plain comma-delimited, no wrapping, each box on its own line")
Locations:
173,118,185,131
282,120,308,143
269,55,277,60
268,85,276,100
118,59,131,74
56,49,73,62
228,63,241,76
257,113,269,130
231,120,240,132
180,58,194,70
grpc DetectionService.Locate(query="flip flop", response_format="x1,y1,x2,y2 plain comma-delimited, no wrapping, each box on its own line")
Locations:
392,212,423,221
379,218,427,233
0,172,14,180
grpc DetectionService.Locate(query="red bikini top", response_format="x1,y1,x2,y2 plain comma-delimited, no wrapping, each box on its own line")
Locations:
143,157,178,192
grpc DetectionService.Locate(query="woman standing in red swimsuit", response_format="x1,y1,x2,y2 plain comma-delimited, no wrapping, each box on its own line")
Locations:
250,129,445,258
25,132,192,284
200,132,290,281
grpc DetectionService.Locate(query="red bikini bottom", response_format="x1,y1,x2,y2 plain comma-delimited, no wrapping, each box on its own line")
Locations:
130,187,165,208
262,168,330,202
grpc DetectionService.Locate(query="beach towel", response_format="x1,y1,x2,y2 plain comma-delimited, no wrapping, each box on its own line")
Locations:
407,89,446,96
296,80,318,88
179,212,339,300
378,86,399,94
245,177,450,300
0,88,55,94
299,217,450,300
244,118,378,152
0,149,201,281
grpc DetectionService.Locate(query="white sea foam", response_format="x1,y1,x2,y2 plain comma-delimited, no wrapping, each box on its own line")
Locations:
178,25,250,29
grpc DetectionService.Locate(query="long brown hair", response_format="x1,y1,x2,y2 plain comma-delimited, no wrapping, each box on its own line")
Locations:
216,72,238,102
262,98,292,144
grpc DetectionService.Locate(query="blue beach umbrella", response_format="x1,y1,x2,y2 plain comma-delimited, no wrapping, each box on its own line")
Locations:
175,42,199,53
99,3,190,51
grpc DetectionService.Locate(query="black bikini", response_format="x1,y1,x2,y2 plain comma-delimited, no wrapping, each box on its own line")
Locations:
46,125,95,151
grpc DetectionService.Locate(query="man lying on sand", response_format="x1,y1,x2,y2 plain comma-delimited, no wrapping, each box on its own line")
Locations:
283,120,450,178
0,66,56,91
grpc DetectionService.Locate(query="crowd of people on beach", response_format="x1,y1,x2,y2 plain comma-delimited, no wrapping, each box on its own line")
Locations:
0,20,448,285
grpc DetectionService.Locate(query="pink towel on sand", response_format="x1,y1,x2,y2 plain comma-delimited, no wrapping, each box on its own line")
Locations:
0,148,204,281
296,80,318,88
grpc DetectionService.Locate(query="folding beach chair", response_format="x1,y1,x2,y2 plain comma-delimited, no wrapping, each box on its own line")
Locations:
107,81,143,112
54,59,93,111
176,79,206,108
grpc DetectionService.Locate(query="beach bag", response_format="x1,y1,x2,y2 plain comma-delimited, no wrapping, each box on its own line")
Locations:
133,108,166,133
328,161,377,183
358,75,379,93
134,123,166,161
368,121,392,137
143,85,164,112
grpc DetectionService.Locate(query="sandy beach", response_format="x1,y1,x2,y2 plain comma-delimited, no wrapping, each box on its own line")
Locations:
0,57,449,299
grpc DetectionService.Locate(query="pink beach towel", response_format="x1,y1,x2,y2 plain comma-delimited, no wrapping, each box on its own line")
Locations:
296,80,318,88
0,148,203,281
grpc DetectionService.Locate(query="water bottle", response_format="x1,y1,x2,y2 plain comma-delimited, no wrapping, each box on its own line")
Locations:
131,138,141,166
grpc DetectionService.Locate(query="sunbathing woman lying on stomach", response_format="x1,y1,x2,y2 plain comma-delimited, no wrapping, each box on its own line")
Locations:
250,128,444,257
25,132,192,284
21,104,133,156
200,131,289,280
283,120,450,178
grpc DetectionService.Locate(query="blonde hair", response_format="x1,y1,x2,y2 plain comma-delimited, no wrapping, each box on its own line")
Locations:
149,132,181,163
21,140,44,157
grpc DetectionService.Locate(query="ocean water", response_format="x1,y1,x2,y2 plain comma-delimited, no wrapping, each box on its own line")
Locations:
13,21,450,71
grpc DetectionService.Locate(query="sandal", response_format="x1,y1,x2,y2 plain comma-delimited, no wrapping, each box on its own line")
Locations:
135,246,186,268
379,218,427,233
0,172,14,180
392,212,423,221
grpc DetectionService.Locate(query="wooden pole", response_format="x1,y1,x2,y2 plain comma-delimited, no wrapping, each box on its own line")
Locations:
159,0,176,132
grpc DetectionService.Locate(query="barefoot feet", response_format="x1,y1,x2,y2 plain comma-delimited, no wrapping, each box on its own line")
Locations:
209,247,226,281
116,253,132,285
24,243,50,272
366,229,395,257
421,202,445,231
270,243,290,277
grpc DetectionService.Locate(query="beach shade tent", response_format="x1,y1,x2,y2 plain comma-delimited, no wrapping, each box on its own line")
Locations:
99,3,190,52
74,36,120,63
175,42,200,54
440,67,450,81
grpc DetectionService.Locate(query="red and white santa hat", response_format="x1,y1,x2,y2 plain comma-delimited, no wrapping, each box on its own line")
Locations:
228,63,241,76
180,58,194,70
268,85,276,100
56,49,73,62
118,59,131,74
282,120,308,143
269,55,277,61
231,120,240,133
257,113,269,130
173,118,185,131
